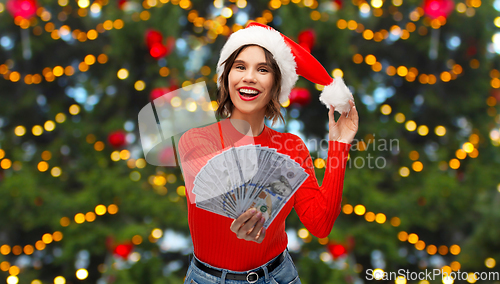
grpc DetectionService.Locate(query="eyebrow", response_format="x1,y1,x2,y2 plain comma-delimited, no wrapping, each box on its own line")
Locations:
233,60,268,66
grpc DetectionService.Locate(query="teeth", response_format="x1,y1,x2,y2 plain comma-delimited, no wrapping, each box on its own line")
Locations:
239,88,259,94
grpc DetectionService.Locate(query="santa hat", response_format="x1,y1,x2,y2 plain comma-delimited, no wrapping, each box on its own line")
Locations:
216,22,354,114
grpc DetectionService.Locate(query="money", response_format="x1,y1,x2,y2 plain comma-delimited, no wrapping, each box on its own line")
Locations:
191,145,309,228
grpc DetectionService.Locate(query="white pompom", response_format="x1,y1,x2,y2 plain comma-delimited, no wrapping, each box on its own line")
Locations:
319,76,354,114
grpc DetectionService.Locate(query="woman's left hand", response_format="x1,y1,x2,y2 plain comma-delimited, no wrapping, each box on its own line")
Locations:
328,100,359,144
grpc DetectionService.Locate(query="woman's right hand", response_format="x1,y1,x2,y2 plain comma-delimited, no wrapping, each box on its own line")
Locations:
230,208,266,244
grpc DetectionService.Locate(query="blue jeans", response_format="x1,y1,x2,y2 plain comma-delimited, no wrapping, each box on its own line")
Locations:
184,249,301,284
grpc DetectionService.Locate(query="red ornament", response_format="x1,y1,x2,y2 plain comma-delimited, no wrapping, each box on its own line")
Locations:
108,130,127,149
145,29,163,49
113,242,134,259
150,42,168,59
6,0,38,19
422,0,454,19
289,87,311,106
333,0,343,10
118,0,127,9
327,243,347,259
298,29,316,53
150,86,178,101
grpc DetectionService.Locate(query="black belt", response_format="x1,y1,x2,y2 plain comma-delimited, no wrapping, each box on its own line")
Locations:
192,251,286,283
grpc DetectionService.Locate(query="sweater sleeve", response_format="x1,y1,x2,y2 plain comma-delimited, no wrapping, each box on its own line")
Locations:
292,135,351,238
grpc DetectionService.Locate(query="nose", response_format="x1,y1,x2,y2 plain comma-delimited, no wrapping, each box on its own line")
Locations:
242,69,257,83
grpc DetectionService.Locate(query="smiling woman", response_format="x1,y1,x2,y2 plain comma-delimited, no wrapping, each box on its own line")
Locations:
179,22,359,284
217,44,284,130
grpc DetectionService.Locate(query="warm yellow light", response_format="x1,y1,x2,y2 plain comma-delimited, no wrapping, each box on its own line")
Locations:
95,204,107,215
364,212,375,222
53,66,64,77
417,125,429,136
44,120,56,131
397,66,408,76
373,269,384,280
342,204,353,214
427,244,437,255
54,276,66,284
69,104,80,115
111,151,120,161
120,150,130,160
51,167,62,177
42,233,53,244
408,233,418,244
395,276,407,284
398,231,408,241
365,54,376,65
450,244,461,255
134,80,146,91
60,217,70,227
415,240,425,250
14,125,26,136
32,125,43,136
74,213,85,224
76,268,88,280
55,113,66,123
152,228,163,239
438,245,448,255
171,96,182,107
117,68,129,80
399,167,410,177
38,161,49,172
177,186,186,196
6,276,18,284
332,69,344,78
298,228,309,239
108,204,119,214
449,159,460,169
375,213,386,223
77,0,89,8
221,7,233,18
53,231,63,242
380,104,392,115
31,280,42,284
354,204,366,215
405,120,417,131
435,125,446,136
467,272,477,283
371,0,383,8
485,257,496,268
132,235,143,245
462,142,474,153
314,158,325,168
412,161,423,172
390,217,401,227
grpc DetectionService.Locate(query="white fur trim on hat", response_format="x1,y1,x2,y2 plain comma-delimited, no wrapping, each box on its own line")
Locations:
319,76,354,114
216,26,299,104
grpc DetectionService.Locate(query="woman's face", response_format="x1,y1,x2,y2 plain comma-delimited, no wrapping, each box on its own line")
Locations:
228,45,275,119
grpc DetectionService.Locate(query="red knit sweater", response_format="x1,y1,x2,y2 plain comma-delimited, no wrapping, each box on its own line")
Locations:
178,119,351,271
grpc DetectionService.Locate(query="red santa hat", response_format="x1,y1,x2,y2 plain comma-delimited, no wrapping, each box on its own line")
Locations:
216,22,354,114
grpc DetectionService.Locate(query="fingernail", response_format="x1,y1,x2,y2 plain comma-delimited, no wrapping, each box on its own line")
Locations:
251,208,256,213
261,217,265,223
256,212,262,218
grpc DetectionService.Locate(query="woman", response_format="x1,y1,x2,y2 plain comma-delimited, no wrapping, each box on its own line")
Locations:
179,23,358,284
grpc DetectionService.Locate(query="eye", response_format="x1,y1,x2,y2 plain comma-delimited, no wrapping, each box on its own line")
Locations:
259,68,269,73
234,65,245,70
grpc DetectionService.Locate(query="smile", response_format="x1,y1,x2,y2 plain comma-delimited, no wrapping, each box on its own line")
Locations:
238,88,261,101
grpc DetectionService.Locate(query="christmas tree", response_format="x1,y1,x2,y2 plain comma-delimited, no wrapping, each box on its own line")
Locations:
0,0,499,283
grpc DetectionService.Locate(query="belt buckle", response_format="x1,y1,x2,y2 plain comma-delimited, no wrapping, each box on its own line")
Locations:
246,271,258,283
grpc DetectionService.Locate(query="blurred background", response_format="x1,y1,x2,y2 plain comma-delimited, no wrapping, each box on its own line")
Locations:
0,0,499,283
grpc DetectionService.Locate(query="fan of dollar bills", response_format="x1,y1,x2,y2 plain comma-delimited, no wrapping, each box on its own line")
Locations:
192,145,309,228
